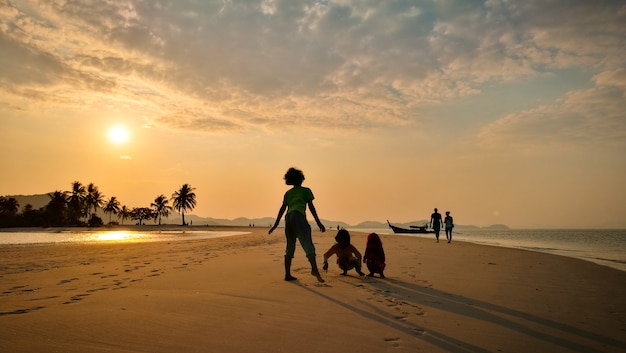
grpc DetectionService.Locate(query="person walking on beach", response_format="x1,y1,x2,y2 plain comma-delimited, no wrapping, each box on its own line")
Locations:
363,232,386,278
430,208,443,242
322,229,364,277
444,211,454,243
269,167,326,282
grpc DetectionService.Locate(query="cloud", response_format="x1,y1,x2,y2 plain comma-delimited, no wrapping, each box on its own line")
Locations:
594,68,626,90
1,0,624,133
477,69,626,148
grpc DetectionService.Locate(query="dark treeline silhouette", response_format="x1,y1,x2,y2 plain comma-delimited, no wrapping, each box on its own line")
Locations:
0,181,196,228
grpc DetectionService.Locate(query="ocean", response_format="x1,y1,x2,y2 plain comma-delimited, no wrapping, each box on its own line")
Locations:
354,228,626,273
0,229,248,246
0,228,624,272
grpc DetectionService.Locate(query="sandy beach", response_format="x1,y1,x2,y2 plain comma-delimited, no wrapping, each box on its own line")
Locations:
1,227,625,353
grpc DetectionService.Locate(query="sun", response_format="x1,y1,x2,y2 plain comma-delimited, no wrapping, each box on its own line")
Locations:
108,126,129,144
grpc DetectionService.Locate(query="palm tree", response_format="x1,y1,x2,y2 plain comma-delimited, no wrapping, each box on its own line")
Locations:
68,181,86,224
151,195,172,226
103,197,121,224
46,191,68,226
172,184,196,226
85,183,105,218
118,205,131,225
0,196,19,216
0,195,20,227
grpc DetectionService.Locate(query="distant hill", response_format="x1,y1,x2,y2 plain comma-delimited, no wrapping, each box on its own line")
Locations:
4,193,509,229
8,194,50,211
482,224,510,230
354,220,389,228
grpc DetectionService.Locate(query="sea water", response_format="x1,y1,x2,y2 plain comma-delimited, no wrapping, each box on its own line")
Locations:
350,228,626,272
1,228,624,272
0,229,249,245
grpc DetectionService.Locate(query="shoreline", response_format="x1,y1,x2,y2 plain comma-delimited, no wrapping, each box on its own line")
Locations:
2,226,624,273
0,224,252,232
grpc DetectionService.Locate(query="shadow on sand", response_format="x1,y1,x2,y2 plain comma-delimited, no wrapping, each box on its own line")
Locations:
299,277,625,353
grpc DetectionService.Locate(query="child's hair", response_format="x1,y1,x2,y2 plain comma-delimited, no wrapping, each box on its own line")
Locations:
367,232,382,247
335,229,351,248
284,167,305,185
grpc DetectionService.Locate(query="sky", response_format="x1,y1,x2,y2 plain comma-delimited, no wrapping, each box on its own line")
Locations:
1,0,625,229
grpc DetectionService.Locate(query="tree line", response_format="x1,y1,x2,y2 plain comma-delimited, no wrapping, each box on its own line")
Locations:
0,181,197,228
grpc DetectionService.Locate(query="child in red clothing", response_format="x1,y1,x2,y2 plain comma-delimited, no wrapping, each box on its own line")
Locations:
363,232,386,278
322,229,365,276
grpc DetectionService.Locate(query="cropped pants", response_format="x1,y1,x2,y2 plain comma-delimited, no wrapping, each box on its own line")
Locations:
284,211,316,259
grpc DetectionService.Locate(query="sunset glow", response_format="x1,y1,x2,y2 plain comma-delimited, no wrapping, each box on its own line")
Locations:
108,127,129,144
1,1,624,228
94,231,136,242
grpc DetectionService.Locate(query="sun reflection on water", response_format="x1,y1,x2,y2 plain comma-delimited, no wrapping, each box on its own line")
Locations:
93,231,139,242
0,230,249,246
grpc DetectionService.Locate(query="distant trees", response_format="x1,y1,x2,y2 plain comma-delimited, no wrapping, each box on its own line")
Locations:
103,197,121,224
118,205,131,225
85,183,105,218
1,181,198,228
0,192,69,227
0,196,20,227
130,207,153,226
0,196,19,216
151,195,172,226
46,191,68,226
21,203,43,226
172,184,196,226
68,181,86,224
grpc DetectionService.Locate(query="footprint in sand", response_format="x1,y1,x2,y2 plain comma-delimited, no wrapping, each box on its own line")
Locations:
383,337,402,348
86,287,107,293
147,269,162,277
3,285,40,295
28,295,59,301
313,282,332,288
57,278,79,285
0,306,45,316
63,293,90,304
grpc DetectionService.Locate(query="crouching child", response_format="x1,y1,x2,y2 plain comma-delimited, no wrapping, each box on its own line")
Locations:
363,232,386,278
323,229,365,276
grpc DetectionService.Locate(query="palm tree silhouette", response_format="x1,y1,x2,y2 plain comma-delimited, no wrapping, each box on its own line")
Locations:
0,196,19,216
118,205,131,225
103,196,121,224
172,184,196,226
68,181,86,224
46,191,68,226
151,194,172,226
85,183,104,218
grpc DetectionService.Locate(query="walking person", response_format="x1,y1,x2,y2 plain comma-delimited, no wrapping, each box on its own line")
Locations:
430,208,443,242
269,167,326,282
444,211,454,243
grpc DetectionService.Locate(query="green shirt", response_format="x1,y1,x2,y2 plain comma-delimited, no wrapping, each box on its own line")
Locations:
283,186,314,216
